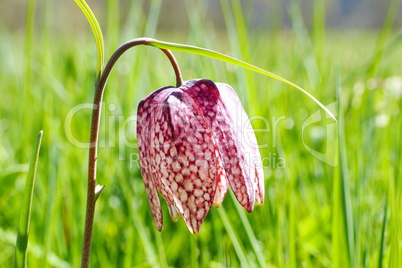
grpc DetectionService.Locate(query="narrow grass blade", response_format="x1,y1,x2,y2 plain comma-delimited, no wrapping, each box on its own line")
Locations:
389,173,401,267
23,0,36,86
154,230,168,268
14,130,44,268
21,0,37,145
313,0,326,58
339,130,355,268
73,0,104,75
146,38,337,122
367,0,401,77
229,191,266,267
105,0,120,55
377,199,387,268
190,232,198,268
288,183,297,268
389,203,401,267
333,83,355,268
217,208,250,267
219,0,257,108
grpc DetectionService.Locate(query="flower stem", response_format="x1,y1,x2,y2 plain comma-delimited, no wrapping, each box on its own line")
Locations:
81,38,183,268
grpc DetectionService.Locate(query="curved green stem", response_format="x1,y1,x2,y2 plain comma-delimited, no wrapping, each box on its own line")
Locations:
99,39,183,91
145,38,337,122
81,39,183,268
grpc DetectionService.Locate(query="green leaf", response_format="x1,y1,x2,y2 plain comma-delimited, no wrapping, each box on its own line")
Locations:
95,185,105,201
14,130,44,268
146,38,337,122
73,0,104,75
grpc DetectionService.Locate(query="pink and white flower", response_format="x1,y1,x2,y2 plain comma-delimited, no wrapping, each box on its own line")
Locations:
137,79,264,234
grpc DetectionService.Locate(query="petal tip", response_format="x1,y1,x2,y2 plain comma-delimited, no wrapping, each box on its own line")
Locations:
168,205,180,222
245,201,255,213
213,202,222,208
154,219,163,232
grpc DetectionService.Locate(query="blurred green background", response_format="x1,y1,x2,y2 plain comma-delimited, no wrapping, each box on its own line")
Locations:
1,0,402,267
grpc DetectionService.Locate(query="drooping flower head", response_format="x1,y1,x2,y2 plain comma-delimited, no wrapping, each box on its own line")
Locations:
137,79,264,234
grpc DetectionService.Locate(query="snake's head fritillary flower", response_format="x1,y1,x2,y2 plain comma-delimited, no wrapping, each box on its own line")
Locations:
137,79,264,234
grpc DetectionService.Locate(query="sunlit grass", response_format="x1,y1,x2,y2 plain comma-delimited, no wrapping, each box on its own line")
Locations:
1,0,402,267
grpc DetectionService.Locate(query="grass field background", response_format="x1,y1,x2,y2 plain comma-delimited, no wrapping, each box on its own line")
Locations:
1,0,401,267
